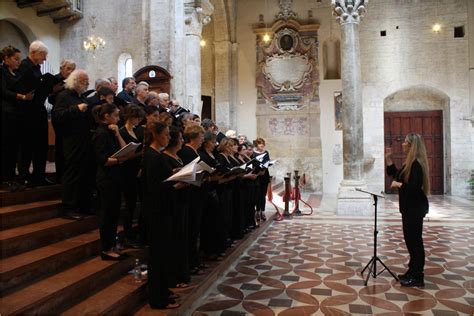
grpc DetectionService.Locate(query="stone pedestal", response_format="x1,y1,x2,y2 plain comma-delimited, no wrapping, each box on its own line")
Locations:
332,0,371,215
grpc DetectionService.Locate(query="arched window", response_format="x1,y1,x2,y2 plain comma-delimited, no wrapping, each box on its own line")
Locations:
117,53,133,92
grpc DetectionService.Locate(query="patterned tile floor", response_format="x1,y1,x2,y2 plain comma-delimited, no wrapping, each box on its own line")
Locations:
192,194,474,315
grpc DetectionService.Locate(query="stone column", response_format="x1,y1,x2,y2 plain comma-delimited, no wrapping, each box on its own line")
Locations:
214,40,232,130
184,0,214,114
332,0,371,215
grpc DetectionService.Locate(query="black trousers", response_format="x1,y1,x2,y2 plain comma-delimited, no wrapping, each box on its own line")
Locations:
122,175,139,239
256,180,269,212
97,179,122,252
402,213,425,278
18,114,48,183
61,136,95,213
201,189,221,255
1,112,20,182
52,122,64,183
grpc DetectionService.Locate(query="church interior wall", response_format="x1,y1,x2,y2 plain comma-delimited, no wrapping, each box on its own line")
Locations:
201,19,216,118
0,0,60,74
359,0,473,197
59,0,147,91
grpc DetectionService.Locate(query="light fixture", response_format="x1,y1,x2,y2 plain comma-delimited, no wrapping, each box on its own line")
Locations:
83,16,106,57
432,23,441,33
263,33,271,43
200,39,206,47
83,35,106,52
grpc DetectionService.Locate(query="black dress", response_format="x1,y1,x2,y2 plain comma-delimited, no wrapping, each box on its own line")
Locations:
142,146,176,308
229,155,245,239
177,145,203,269
216,153,234,246
119,126,144,240
387,160,429,279
92,123,123,252
198,147,223,255
1,64,21,182
252,150,271,214
162,153,190,284
52,89,95,214
48,73,66,182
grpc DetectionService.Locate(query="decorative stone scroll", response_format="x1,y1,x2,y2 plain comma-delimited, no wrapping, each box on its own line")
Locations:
254,18,320,111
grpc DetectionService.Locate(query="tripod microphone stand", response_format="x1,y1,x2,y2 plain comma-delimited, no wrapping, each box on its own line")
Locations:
356,188,399,285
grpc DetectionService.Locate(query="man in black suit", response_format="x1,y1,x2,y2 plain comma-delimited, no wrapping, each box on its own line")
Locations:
117,77,136,103
52,69,95,220
16,40,53,187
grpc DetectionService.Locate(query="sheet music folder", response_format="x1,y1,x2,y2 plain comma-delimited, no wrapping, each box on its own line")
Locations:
355,188,385,198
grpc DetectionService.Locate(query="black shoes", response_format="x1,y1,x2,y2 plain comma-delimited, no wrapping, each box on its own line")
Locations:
400,277,425,287
62,212,84,220
399,271,424,287
100,252,128,261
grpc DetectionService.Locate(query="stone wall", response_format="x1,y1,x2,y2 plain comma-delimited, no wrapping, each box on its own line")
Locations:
59,0,148,90
359,0,473,196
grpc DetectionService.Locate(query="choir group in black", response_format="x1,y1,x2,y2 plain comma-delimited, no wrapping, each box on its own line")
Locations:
1,42,273,310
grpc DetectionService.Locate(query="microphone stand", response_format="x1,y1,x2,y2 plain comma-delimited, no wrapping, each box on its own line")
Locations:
356,188,399,285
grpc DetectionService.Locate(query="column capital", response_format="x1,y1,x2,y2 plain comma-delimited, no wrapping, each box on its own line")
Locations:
185,0,214,36
331,0,368,25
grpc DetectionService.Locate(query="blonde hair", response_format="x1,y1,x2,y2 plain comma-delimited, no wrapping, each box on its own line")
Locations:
401,133,430,195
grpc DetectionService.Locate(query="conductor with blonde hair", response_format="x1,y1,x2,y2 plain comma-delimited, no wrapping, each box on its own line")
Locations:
385,133,430,288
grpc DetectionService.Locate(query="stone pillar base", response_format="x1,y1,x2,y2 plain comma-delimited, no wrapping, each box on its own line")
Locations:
336,180,373,216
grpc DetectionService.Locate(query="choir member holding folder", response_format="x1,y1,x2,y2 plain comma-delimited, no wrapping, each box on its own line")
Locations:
142,122,182,310
119,104,145,247
253,137,271,222
178,125,206,275
91,103,131,261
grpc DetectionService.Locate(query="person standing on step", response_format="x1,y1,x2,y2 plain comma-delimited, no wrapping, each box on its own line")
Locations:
142,121,182,310
52,69,95,220
92,103,133,260
386,133,430,288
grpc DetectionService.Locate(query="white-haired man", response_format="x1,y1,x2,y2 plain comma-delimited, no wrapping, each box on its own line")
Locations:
132,81,149,107
17,40,52,187
157,92,170,113
52,69,95,220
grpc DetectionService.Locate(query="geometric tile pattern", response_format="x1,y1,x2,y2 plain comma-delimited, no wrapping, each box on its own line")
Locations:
194,220,474,315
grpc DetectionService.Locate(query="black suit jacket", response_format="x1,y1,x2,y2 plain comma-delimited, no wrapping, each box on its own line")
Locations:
387,159,429,216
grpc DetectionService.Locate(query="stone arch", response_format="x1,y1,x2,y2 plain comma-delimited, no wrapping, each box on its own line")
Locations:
384,84,451,193
211,0,231,42
0,18,33,54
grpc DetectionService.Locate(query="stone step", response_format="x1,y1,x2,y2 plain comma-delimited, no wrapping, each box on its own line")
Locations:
0,229,100,296
0,250,144,315
61,274,147,316
0,216,98,258
0,184,62,207
0,200,61,230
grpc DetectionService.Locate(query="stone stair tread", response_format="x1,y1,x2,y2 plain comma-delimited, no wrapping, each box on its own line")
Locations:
0,229,99,274
0,217,82,241
0,199,60,215
0,256,121,315
61,274,146,316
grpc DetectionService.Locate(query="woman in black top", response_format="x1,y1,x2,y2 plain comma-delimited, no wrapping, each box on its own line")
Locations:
162,126,190,288
177,125,205,274
142,122,183,310
1,46,32,191
386,133,430,288
119,104,145,246
237,143,259,230
91,103,129,260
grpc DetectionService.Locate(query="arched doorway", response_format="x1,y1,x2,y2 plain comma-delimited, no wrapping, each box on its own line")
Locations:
0,20,30,57
133,65,172,94
384,85,450,195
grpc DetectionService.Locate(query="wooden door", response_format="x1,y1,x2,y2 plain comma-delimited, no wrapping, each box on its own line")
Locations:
133,65,172,94
384,110,443,194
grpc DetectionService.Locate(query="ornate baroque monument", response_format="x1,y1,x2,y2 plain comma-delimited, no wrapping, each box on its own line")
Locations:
332,0,371,215
253,0,322,191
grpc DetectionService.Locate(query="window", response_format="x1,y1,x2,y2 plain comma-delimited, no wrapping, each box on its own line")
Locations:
454,26,465,38
117,53,133,92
